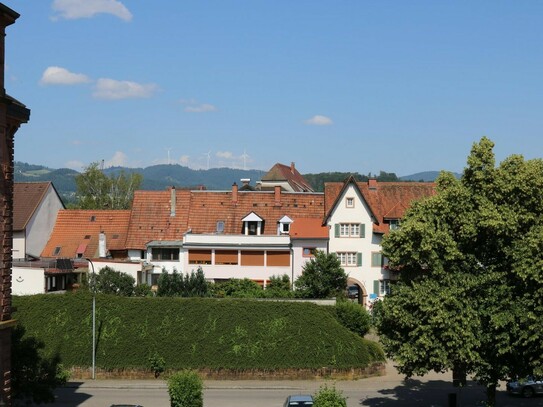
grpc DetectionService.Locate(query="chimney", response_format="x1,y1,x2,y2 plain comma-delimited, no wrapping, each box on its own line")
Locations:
290,162,295,173
170,186,176,217
232,183,238,203
274,185,282,206
368,179,378,190
98,231,106,258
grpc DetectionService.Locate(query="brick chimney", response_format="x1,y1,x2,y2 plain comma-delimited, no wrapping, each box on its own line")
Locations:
274,185,282,206
232,183,238,204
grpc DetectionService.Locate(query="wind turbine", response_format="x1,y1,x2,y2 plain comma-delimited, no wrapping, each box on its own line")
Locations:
241,149,249,171
204,151,211,170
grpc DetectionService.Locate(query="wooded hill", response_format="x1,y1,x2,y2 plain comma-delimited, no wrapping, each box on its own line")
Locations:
14,161,447,205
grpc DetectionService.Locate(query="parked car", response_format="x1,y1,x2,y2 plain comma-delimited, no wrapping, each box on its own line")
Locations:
284,394,314,406
506,376,543,398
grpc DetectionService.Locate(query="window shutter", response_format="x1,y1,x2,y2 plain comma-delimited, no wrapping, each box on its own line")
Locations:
334,224,340,238
373,280,379,295
357,252,362,266
360,223,365,238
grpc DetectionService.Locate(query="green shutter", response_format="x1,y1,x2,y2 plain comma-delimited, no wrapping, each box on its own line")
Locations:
357,252,362,266
373,280,379,295
334,224,340,238
360,223,365,238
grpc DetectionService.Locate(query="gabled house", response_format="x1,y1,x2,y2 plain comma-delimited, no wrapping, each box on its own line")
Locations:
324,177,435,306
12,182,64,260
259,162,315,192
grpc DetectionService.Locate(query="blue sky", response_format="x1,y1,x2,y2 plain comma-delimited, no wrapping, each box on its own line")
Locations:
5,1,543,175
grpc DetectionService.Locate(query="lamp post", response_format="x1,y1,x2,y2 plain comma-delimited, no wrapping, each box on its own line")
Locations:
86,258,96,380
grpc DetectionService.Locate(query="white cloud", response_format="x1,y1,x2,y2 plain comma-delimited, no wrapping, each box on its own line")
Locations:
93,78,158,100
40,66,91,85
180,99,217,113
216,151,233,159
185,103,217,113
304,115,333,126
104,151,128,167
52,0,133,21
65,160,85,171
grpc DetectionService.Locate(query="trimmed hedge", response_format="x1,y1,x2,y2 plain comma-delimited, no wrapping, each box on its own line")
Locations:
13,292,384,371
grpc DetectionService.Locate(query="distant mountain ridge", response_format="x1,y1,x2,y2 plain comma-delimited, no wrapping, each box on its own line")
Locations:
14,161,455,205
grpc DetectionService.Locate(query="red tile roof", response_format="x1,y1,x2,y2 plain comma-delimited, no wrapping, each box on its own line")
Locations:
41,210,131,259
125,186,325,249
325,178,435,234
14,182,62,231
290,218,329,239
261,162,314,192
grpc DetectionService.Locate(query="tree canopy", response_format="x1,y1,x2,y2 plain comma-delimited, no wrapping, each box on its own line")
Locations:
295,250,348,298
74,162,142,209
378,137,543,406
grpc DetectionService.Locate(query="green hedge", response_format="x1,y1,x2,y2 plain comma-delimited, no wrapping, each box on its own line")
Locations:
13,293,384,371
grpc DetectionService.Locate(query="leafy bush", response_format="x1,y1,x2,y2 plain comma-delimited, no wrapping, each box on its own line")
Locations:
334,301,371,337
313,384,347,407
89,266,135,296
149,352,166,378
168,370,203,407
212,278,263,298
134,283,154,297
157,268,210,297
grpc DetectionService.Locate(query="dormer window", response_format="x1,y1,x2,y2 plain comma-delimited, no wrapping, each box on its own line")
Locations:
278,215,293,235
242,212,263,236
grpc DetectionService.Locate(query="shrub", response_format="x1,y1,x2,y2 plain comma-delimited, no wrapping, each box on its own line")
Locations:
149,352,166,378
213,278,263,298
135,283,153,297
90,266,135,296
168,370,203,407
313,384,347,407
335,301,371,337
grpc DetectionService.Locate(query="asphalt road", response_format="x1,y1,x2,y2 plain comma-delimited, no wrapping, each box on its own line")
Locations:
42,361,542,407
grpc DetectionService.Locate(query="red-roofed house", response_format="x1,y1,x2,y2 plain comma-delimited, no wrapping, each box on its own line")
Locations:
12,182,64,260
259,162,314,192
131,184,326,285
324,176,435,306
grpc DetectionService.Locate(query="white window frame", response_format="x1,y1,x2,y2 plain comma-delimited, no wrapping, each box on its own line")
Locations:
379,280,391,296
338,252,357,266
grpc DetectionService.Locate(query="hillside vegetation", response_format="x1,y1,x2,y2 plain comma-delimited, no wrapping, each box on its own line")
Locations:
13,293,384,372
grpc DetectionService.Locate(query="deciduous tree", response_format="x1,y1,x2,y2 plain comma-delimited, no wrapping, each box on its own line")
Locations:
295,251,347,298
378,137,543,406
75,162,142,209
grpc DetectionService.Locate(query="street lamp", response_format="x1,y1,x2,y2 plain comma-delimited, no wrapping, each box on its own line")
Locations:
86,258,96,380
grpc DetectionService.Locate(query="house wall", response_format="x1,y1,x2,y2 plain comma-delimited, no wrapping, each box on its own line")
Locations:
327,184,386,300
12,267,45,295
25,185,63,258
12,231,24,260
291,239,328,282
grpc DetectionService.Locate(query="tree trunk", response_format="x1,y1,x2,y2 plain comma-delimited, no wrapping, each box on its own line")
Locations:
485,383,497,407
